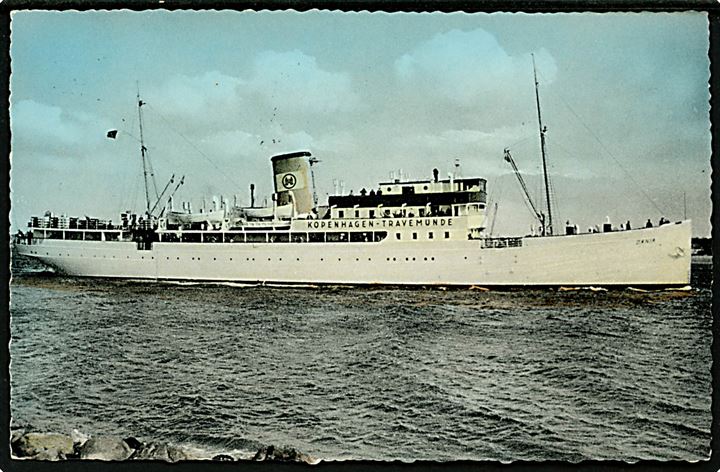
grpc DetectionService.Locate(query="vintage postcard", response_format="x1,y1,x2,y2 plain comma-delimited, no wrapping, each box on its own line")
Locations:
7,8,712,464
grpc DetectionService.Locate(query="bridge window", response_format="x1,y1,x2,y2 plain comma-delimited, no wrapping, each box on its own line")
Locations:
369,210,375,218
355,210,360,218
412,232,417,240
396,233,401,240
444,231,450,239
338,210,345,218
428,232,434,239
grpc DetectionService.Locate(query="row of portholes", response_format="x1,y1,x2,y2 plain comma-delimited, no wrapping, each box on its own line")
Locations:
40,252,158,260
387,256,436,262
37,252,444,263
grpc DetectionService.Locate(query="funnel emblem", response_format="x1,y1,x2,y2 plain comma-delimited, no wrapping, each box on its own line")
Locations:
282,173,297,189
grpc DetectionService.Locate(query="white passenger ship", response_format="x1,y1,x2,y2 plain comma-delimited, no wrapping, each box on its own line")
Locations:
14,67,692,287
14,146,691,287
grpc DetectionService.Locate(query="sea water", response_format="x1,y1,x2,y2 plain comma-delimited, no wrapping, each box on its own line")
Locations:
9,254,711,461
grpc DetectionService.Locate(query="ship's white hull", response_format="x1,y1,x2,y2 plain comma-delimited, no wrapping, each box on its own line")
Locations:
16,221,692,287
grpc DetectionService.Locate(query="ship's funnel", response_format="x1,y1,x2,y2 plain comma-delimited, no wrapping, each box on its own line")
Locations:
270,150,314,214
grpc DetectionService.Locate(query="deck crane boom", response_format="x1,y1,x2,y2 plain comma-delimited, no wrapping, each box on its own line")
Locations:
504,148,546,234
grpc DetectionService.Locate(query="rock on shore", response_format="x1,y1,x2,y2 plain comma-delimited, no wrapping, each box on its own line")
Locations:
10,429,317,464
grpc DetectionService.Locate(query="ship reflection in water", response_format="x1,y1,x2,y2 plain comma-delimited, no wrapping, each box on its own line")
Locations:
10,253,711,462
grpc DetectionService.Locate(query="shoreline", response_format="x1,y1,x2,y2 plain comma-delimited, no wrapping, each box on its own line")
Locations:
10,427,317,464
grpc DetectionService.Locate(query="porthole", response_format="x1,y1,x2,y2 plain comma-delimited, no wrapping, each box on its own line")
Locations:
356,258,359,262
431,257,435,261
424,257,427,261
392,257,396,261
213,257,217,261
177,257,180,260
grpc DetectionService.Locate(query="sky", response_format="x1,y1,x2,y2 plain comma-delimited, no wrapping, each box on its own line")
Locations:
9,10,711,236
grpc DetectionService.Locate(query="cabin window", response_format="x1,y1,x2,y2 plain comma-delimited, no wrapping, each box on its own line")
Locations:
423,185,428,190
454,207,459,216
309,232,325,243
387,187,392,192
444,231,450,239
338,210,344,218
396,233,401,240
272,233,289,243
374,232,387,242
350,232,371,242
355,210,360,218
327,232,348,242
428,232,434,239
412,232,417,240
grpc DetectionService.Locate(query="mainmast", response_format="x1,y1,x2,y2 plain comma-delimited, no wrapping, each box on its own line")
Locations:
532,54,554,236
136,83,151,216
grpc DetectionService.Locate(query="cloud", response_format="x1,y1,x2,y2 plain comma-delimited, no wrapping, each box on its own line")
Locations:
148,71,244,120
249,50,359,114
395,28,557,106
11,99,113,157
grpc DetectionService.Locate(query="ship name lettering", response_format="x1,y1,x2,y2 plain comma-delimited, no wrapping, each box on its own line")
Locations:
636,238,656,245
305,217,451,230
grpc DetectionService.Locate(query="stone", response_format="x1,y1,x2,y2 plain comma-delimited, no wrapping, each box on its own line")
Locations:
34,449,66,461
79,436,133,461
14,432,74,458
10,429,25,449
253,445,315,464
123,436,143,451
71,429,90,448
131,442,187,462
131,442,169,461
166,444,189,462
